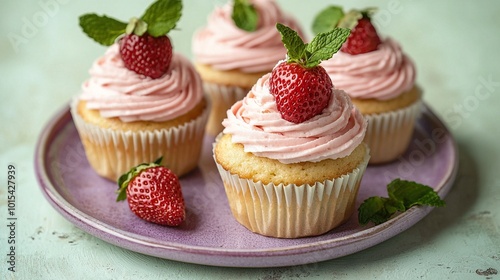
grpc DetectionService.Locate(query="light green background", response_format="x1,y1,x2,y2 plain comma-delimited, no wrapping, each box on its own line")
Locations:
1,0,499,279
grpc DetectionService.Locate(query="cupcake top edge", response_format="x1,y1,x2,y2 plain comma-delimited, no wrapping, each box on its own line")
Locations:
321,38,416,101
78,44,204,123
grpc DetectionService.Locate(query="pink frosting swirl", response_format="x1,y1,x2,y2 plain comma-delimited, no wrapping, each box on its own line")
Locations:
192,0,303,73
79,44,204,122
222,74,367,164
321,38,416,100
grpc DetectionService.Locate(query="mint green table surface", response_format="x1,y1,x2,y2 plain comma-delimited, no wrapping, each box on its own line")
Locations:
1,0,499,279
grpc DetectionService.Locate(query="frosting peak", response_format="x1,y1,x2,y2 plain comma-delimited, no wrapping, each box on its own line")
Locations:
321,38,416,100
223,74,367,164
192,0,303,73
80,44,203,122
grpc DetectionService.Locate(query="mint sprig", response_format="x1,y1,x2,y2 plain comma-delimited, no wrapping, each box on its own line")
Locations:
312,6,378,35
141,0,182,37
79,14,127,46
311,6,344,35
79,0,182,46
276,23,350,68
232,0,258,32
358,179,446,226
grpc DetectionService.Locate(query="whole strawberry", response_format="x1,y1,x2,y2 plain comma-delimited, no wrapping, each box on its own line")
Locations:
269,23,350,123
116,157,185,226
79,0,182,79
340,16,381,55
312,7,381,55
120,33,172,79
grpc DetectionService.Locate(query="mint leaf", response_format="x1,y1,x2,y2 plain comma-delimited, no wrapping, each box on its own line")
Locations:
358,179,445,225
311,6,344,35
384,197,406,214
276,23,349,68
232,0,258,32
141,0,182,37
305,27,350,67
358,197,388,225
388,179,446,208
79,14,127,46
276,23,307,63
358,197,405,225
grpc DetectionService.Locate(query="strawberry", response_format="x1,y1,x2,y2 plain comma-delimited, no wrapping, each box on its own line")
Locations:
312,7,381,55
119,33,172,79
79,0,182,78
116,157,185,226
270,62,333,123
340,17,381,55
269,23,350,123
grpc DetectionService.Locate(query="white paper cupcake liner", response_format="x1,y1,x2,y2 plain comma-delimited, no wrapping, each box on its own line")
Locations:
203,82,248,136
70,97,210,181
363,100,422,164
213,138,370,238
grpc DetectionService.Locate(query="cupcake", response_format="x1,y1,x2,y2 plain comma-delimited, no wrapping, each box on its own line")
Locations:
192,0,304,136
314,7,422,164
71,0,209,181
213,25,369,238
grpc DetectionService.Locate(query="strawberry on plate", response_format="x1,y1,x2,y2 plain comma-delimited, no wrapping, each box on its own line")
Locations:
116,157,185,226
79,0,182,78
269,23,350,123
312,6,381,55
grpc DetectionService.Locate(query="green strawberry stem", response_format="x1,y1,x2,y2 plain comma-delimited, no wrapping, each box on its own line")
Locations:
126,17,148,36
276,23,350,69
79,0,182,46
116,157,163,202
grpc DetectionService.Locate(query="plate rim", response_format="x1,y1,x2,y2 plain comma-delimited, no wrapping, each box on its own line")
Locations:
34,102,458,266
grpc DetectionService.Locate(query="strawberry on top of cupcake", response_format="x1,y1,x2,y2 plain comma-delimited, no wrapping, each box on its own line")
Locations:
223,24,366,165
72,0,209,180
313,6,421,164
192,0,306,136
78,0,204,122
214,24,370,238
314,6,416,102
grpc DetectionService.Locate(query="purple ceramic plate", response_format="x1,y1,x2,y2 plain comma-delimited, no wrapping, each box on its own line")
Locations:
35,103,458,267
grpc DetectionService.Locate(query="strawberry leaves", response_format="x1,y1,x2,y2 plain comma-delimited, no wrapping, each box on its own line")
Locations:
276,23,350,68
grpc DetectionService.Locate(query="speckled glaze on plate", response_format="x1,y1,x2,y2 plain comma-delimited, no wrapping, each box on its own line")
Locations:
35,103,458,268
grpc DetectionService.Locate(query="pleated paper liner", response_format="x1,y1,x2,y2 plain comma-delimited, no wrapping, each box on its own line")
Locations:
363,100,422,164
70,97,210,181
213,137,370,239
203,82,248,136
